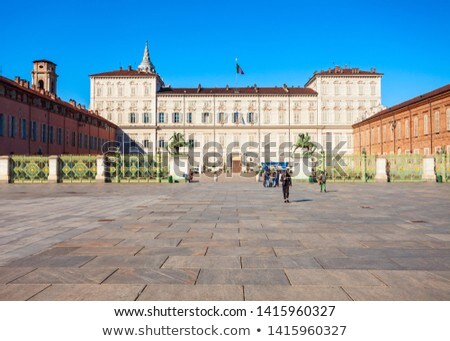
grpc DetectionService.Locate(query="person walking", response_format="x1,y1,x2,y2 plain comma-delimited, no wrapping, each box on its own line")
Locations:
274,170,280,187
280,170,292,203
318,170,327,192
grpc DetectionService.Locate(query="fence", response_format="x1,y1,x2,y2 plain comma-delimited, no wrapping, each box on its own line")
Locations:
60,155,97,183
10,156,49,183
105,153,167,182
0,153,448,184
386,154,423,182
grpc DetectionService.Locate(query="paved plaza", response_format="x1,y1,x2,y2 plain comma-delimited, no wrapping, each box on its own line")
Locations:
0,178,449,301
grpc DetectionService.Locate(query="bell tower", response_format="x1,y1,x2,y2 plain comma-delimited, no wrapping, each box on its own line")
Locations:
31,60,58,95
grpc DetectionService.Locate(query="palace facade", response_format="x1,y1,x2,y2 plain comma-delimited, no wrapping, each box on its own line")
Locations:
90,43,383,171
0,61,117,156
353,84,450,156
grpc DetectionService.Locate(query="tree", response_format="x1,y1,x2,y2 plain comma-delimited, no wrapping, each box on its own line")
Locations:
168,132,188,156
292,133,316,156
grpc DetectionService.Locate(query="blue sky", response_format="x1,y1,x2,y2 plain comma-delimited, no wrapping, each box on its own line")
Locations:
1,0,449,107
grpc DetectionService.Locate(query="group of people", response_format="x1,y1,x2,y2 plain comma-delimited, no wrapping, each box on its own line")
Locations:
262,168,327,203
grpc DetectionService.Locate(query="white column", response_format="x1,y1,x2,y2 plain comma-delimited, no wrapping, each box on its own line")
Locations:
0,156,10,183
375,156,387,182
96,155,105,182
422,156,436,181
48,156,59,183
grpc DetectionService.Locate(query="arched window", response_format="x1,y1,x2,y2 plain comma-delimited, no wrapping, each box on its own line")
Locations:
38,80,44,89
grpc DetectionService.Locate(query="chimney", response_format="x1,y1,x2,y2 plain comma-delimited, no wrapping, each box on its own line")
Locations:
14,76,20,83
119,66,123,70
128,65,132,71
197,83,201,93
226,84,229,91
69,99,76,106
282,84,289,93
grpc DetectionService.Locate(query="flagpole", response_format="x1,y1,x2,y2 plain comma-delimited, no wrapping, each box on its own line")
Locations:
235,57,238,90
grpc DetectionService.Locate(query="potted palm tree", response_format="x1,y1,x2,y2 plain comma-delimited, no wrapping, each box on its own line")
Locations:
168,133,189,181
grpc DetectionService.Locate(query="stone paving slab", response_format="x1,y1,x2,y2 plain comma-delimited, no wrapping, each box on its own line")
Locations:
29,284,146,301
104,268,199,284
10,267,117,284
0,284,50,300
197,269,290,285
162,256,241,269
0,182,449,300
285,269,386,286
138,284,244,301
244,285,352,301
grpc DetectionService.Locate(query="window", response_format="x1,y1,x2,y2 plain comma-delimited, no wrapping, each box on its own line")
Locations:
187,112,193,124
118,86,123,97
144,85,150,96
57,128,62,145
49,126,54,144
42,123,47,143
173,112,180,123
218,112,225,123
202,112,210,124
233,112,239,124
72,131,76,147
397,122,401,140
294,112,300,124
264,112,270,124
447,108,450,131
65,129,69,145
413,116,418,137
346,133,353,148
334,84,339,95
424,114,429,135
96,87,102,96
129,113,137,123
309,111,315,124
346,111,352,123
371,84,376,95
247,112,254,124
84,135,88,149
107,86,112,96
21,119,27,140
78,133,82,148
335,111,341,123
358,84,364,95
321,111,328,124
158,139,165,148
131,86,136,96
434,111,440,133
346,85,352,95
189,139,195,148
0,114,4,136
90,136,95,149
158,112,165,123
31,121,37,141
405,119,409,138
143,112,150,124
377,127,381,143
278,112,285,124
9,116,16,137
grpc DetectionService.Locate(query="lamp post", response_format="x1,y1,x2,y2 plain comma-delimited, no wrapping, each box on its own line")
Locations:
362,147,367,182
156,147,162,183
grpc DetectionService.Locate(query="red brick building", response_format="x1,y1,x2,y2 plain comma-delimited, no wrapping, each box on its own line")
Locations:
353,84,450,155
0,61,117,155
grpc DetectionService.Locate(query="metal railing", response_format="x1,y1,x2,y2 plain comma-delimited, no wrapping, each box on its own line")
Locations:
60,155,97,182
10,156,49,183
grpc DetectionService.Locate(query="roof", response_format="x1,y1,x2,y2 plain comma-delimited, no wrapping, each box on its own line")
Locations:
158,86,317,96
305,66,383,86
90,69,157,77
0,76,117,128
32,59,56,65
353,83,450,127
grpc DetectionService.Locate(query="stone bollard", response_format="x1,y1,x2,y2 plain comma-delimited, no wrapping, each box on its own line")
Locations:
0,156,10,183
422,157,436,181
48,155,60,183
96,155,105,182
375,157,388,182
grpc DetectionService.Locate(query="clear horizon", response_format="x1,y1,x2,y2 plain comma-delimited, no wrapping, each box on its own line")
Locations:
1,0,449,108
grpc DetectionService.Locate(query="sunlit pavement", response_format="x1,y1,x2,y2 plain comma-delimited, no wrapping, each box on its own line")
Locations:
0,181,449,300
